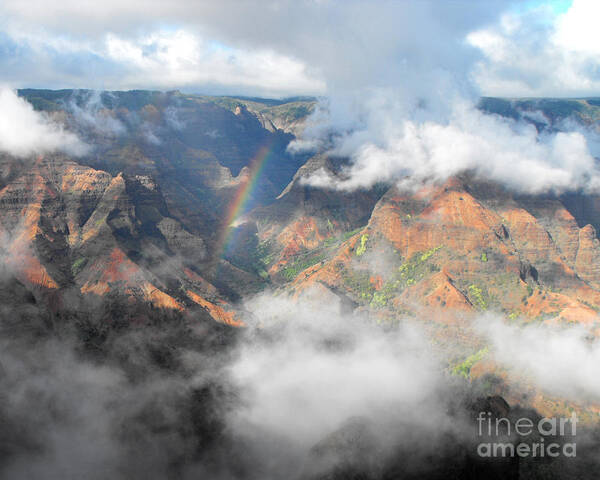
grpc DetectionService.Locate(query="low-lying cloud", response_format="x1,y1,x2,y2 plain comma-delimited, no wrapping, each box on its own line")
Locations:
230,293,445,445
3,285,600,478
0,88,87,157
67,90,126,137
0,288,468,479
478,316,600,403
303,101,600,194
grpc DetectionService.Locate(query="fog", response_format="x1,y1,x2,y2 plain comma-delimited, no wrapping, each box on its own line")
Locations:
3,285,600,478
0,88,87,157
477,316,600,403
0,289,475,479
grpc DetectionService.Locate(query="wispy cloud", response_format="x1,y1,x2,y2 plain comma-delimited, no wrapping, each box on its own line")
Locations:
477,316,600,402
0,88,87,157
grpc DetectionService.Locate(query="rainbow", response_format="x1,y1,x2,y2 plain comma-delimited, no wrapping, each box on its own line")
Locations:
215,138,276,261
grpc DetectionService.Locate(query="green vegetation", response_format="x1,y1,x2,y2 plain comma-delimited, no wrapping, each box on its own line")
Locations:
468,284,487,310
369,280,401,309
451,347,489,379
280,252,326,281
277,226,370,284
258,270,269,280
71,257,88,276
323,226,364,248
420,245,442,262
342,268,375,303
341,246,443,308
356,234,369,256
481,252,488,262
370,291,388,308
398,246,443,287
94,214,108,227
322,236,339,247
343,227,363,241
253,240,276,268
226,236,276,281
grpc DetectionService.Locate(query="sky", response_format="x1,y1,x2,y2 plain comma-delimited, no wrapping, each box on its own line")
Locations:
2,0,600,194
0,0,598,98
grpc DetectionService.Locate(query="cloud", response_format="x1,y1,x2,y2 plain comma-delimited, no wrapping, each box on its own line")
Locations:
66,90,126,137
220,291,481,478
7,1,599,198
0,286,473,479
229,293,445,445
0,87,87,157
0,1,508,96
303,100,600,194
2,283,600,478
468,0,600,97
0,1,597,100
0,25,324,97
477,316,600,403
101,30,324,96
0,318,235,479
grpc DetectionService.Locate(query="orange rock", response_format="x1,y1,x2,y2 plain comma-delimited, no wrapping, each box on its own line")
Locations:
277,216,327,259
187,290,244,326
575,225,600,288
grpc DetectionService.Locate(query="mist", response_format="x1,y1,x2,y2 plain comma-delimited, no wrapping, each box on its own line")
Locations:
477,316,600,403
3,271,600,479
0,88,87,157
66,90,127,138
0,287,481,480
1,3,600,480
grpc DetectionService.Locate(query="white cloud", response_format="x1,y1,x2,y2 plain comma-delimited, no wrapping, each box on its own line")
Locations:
102,30,324,95
0,88,87,157
553,0,600,56
0,1,506,96
0,26,324,97
304,100,600,194
468,0,600,97
227,291,452,457
478,317,600,402
1,1,598,100
2,1,599,195
67,90,126,137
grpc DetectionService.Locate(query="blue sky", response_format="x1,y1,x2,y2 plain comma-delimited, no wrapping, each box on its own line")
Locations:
514,0,572,13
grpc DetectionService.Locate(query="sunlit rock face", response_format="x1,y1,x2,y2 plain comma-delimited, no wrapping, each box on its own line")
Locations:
273,173,600,325
2,89,600,480
0,88,317,324
4,90,600,330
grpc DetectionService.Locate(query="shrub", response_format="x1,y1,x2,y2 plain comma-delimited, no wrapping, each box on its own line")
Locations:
356,234,369,256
